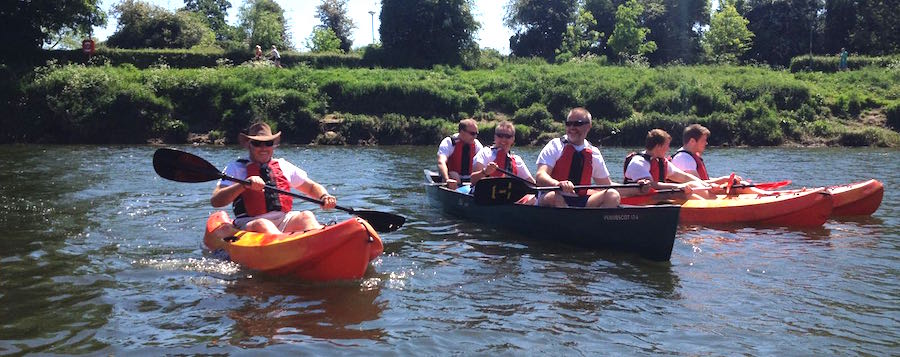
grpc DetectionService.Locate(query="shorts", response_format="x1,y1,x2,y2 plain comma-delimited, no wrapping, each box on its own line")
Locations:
562,195,589,208
233,211,301,231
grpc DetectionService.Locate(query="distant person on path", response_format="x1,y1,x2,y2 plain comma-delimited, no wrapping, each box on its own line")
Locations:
270,45,281,67
255,45,262,60
534,108,631,208
210,122,336,234
437,118,484,190
839,48,849,71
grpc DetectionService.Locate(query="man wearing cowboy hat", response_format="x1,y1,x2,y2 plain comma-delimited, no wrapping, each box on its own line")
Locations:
211,122,337,234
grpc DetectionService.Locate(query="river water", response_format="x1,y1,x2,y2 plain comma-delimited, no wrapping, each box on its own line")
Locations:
0,145,897,355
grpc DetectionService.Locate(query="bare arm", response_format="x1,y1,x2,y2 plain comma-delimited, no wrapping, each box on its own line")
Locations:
469,161,489,186
437,154,450,182
298,179,336,209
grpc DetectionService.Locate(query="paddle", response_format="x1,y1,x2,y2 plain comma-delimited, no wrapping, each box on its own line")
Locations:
473,176,640,205
152,148,405,233
742,180,791,190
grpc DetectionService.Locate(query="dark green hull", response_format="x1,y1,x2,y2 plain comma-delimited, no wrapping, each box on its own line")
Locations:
424,171,681,261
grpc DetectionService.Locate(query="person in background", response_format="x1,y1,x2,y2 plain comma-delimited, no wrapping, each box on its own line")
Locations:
270,45,281,67
470,121,536,201
624,129,708,197
534,108,627,208
254,44,262,60
839,48,849,71
211,122,335,234
437,118,483,191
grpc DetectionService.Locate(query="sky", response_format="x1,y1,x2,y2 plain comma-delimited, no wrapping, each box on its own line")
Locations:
92,0,515,54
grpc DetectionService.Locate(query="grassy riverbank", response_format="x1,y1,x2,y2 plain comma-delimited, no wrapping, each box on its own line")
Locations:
3,61,898,147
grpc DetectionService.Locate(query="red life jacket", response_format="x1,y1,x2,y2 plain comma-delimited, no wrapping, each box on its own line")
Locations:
624,152,668,183
447,135,476,176
233,159,293,217
550,138,593,196
674,149,709,180
489,147,518,178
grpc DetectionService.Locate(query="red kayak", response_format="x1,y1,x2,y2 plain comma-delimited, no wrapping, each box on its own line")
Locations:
203,211,384,281
678,188,834,227
779,179,883,217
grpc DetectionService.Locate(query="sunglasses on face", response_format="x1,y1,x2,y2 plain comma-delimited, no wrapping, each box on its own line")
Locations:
466,130,479,136
250,140,275,147
565,120,590,127
494,132,514,139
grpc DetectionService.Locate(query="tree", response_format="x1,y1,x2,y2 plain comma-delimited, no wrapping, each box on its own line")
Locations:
584,0,625,58
738,0,822,66
506,0,579,60
183,0,233,41
380,0,480,67
306,27,342,53
702,2,753,63
849,0,900,55
0,0,106,61
107,0,214,49
822,0,855,53
641,0,710,64
608,0,657,61
238,0,291,50
316,0,355,52
556,7,602,62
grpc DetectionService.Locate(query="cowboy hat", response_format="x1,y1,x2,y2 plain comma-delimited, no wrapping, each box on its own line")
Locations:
238,122,281,147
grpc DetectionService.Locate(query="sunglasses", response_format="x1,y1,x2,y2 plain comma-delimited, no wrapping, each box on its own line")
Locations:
494,132,514,139
466,130,479,136
565,120,590,127
250,140,275,147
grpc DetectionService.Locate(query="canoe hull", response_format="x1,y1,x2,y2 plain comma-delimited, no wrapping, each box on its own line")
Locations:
424,171,681,262
827,179,883,216
204,211,383,281
679,189,833,227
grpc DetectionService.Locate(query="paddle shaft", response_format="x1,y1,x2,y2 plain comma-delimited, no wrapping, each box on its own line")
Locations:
493,166,640,191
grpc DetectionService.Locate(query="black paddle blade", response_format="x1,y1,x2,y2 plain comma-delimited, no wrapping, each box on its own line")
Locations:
473,178,531,205
354,210,406,233
153,148,223,183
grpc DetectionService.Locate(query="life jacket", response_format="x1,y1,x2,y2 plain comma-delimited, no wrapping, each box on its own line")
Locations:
624,152,668,183
550,138,593,196
674,149,709,180
447,134,476,176
233,159,293,217
489,146,518,178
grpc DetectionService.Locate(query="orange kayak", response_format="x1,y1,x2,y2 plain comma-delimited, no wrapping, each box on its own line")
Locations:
203,211,383,281
678,188,833,227
734,179,883,217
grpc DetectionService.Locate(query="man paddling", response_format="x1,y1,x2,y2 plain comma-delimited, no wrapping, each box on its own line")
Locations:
624,129,708,197
671,124,742,186
534,108,632,208
470,121,535,187
210,122,336,234
436,118,484,190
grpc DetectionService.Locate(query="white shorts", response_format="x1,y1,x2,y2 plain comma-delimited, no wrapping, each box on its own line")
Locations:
233,211,302,231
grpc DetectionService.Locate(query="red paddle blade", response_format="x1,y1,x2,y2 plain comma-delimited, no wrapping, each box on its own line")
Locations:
752,180,791,190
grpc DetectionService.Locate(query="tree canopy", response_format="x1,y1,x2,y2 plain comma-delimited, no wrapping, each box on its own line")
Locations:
238,0,291,50
183,0,233,41
316,0,355,53
380,0,480,67
608,0,657,61
702,2,753,63
107,0,214,49
506,0,579,60
0,0,106,62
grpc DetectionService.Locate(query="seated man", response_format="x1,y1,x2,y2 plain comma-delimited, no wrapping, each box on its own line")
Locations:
624,129,709,198
534,108,620,208
470,121,536,203
210,122,336,234
436,118,483,190
672,124,767,195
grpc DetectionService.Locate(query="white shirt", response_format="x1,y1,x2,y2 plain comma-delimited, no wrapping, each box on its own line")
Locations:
670,148,697,173
473,146,535,182
535,136,610,180
437,133,484,163
217,158,308,188
624,153,675,181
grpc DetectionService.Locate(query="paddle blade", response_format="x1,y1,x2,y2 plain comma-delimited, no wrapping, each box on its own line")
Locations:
473,178,531,205
753,180,791,190
153,148,223,183
354,210,406,233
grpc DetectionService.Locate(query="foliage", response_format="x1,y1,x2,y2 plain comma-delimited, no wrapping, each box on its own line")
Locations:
315,0,355,53
506,0,579,61
703,3,753,64
380,0,480,68
738,0,821,67
107,1,214,49
183,0,233,41
607,0,657,62
789,54,900,72
512,103,555,131
887,102,900,131
238,0,291,50
641,0,710,65
0,0,106,62
306,27,342,53
556,8,602,63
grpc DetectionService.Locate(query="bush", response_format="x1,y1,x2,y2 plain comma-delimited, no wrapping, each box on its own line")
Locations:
886,102,900,131
512,103,554,130
789,54,900,72
583,82,632,121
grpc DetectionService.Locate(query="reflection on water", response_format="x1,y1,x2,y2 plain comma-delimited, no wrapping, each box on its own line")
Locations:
223,276,385,345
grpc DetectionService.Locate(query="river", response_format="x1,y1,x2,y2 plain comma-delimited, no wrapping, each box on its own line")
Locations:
0,145,897,355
